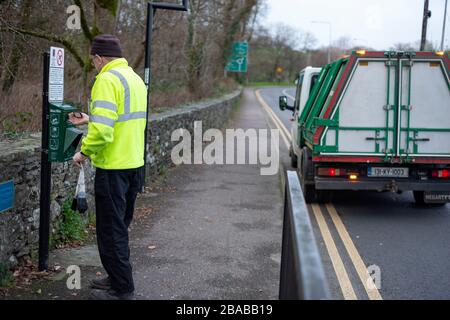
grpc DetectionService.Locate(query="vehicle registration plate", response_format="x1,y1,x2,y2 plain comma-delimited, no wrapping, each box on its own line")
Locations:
368,167,409,178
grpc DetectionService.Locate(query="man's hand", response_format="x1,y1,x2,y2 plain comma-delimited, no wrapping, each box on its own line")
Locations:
73,152,88,167
69,112,89,126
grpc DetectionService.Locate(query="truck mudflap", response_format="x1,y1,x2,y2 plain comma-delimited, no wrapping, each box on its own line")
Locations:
315,177,450,194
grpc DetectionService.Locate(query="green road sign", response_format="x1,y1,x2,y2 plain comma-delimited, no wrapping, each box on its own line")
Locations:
225,42,248,73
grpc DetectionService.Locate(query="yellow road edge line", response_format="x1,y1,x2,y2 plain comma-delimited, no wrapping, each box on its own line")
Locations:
260,95,292,139
256,90,291,140
255,93,290,148
326,204,384,300
255,90,292,140
282,89,296,101
311,204,358,300
254,90,290,149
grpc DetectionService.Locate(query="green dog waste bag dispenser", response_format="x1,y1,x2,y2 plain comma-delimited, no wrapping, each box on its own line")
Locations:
48,103,83,163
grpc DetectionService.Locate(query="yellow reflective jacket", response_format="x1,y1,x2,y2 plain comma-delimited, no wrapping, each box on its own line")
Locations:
81,58,147,170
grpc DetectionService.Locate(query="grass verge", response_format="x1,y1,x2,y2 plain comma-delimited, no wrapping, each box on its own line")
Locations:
0,263,15,288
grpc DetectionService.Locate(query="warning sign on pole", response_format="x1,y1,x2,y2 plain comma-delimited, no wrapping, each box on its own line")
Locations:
48,47,64,104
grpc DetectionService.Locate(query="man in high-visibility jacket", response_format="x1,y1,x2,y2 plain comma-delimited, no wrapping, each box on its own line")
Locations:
70,34,147,300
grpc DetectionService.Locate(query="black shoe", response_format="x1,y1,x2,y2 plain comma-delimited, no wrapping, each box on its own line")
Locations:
90,276,111,290
89,289,135,300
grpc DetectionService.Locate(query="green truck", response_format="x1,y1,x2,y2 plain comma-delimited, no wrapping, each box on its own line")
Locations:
280,50,450,204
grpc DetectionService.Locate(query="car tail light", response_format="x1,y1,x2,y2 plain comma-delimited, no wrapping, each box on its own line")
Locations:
432,169,450,178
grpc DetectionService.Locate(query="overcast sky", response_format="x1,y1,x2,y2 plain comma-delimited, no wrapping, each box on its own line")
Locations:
264,0,449,50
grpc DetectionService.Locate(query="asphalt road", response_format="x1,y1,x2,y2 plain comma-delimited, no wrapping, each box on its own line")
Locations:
257,86,450,300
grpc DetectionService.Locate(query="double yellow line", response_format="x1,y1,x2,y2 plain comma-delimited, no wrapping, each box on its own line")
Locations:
313,204,382,300
255,89,383,300
255,90,291,149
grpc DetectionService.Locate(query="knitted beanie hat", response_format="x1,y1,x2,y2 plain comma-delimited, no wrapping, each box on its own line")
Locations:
90,34,123,58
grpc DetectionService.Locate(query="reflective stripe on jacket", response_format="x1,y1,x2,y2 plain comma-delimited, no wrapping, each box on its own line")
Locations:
81,58,147,170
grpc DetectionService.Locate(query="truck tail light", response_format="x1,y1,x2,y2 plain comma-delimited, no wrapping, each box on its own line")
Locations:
317,168,346,177
432,169,450,178
356,50,366,56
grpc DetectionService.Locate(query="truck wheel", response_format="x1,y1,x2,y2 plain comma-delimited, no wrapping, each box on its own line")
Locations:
413,191,446,207
300,147,317,203
316,190,332,203
289,145,298,168
413,191,426,205
301,181,317,203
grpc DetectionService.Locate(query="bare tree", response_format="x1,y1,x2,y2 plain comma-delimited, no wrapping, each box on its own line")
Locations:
0,0,120,93
1,0,33,92
0,0,265,133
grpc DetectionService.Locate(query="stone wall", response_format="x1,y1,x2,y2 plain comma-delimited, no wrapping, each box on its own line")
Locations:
0,137,95,268
146,90,241,178
0,89,241,267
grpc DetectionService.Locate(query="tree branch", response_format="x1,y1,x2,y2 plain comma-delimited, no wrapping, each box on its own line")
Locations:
0,26,86,69
74,0,95,41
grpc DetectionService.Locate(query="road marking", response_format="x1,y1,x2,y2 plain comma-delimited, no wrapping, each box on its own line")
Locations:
255,90,291,140
311,204,357,300
282,89,296,101
255,90,290,148
326,204,383,300
255,89,291,139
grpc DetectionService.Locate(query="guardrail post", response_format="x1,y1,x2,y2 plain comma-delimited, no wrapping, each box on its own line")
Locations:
279,180,297,298
279,171,331,300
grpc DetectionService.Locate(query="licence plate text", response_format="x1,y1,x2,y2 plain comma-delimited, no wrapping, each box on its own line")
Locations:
368,167,409,178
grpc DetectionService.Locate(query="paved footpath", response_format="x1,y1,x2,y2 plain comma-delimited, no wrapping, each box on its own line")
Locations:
5,89,285,300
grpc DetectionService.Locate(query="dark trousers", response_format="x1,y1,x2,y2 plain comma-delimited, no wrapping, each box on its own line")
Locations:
94,167,143,294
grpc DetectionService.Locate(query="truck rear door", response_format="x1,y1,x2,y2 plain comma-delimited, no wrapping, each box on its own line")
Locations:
398,57,450,158
321,52,450,160
330,57,396,156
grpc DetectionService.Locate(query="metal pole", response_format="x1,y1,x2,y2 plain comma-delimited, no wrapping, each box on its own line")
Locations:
421,0,431,51
39,52,51,271
143,3,154,188
441,0,448,51
142,1,188,187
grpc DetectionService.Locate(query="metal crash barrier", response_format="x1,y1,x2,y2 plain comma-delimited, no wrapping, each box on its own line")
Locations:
279,171,331,300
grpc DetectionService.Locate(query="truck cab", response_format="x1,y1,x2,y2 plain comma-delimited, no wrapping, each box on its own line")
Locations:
279,66,321,167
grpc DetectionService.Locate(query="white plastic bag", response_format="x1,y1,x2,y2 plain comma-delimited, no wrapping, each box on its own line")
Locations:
71,165,88,213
